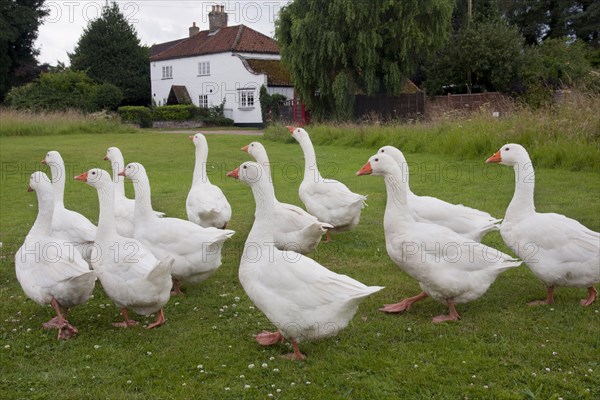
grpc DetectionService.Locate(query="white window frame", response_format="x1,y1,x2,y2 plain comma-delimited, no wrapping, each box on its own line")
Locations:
197,61,211,76
198,95,208,108
161,65,173,79
239,88,255,108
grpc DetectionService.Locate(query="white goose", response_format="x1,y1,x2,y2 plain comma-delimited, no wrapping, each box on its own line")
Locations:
42,151,97,247
103,146,164,237
378,146,500,242
288,126,366,241
357,154,521,322
186,133,232,229
16,172,96,340
227,161,383,360
487,144,599,306
122,162,234,295
75,169,173,329
242,141,332,253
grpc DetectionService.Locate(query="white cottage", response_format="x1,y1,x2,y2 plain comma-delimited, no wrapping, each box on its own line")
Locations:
149,5,294,127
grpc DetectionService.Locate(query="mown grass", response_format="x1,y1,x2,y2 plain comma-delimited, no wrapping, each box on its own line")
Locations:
266,93,600,172
0,108,138,137
0,131,599,399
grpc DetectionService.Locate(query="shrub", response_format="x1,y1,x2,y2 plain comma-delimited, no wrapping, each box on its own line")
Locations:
117,105,152,128
5,70,97,111
93,83,123,110
152,104,202,121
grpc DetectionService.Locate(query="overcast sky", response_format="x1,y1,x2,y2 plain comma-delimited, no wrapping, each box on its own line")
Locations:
36,0,292,65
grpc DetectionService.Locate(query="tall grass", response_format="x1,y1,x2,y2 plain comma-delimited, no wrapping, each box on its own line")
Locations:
0,108,138,136
266,92,600,171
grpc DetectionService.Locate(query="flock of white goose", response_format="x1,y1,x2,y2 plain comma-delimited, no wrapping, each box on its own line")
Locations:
15,126,599,360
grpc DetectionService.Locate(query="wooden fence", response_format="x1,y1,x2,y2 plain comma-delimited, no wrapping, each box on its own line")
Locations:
354,93,425,121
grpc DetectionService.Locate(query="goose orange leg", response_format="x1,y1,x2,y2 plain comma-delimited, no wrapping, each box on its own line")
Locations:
580,286,597,306
432,299,461,323
325,230,332,243
528,286,555,306
48,298,78,340
147,309,166,329
112,308,139,328
254,330,285,346
380,291,428,313
43,304,68,329
282,340,306,361
171,278,183,296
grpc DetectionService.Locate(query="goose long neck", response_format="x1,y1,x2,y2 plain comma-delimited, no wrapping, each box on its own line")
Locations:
298,136,321,182
192,145,209,185
111,156,126,196
29,190,54,237
254,151,272,180
507,160,536,219
96,183,118,238
131,172,155,219
254,151,278,202
383,167,413,224
247,179,276,243
49,162,65,206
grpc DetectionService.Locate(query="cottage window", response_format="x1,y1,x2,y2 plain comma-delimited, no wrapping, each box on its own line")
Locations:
162,65,173,79
199,95,208,108
239,89,255,108
198,62,210,76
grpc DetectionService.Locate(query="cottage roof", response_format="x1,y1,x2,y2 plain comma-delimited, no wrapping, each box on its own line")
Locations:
150,25,280,62
243,59,293,87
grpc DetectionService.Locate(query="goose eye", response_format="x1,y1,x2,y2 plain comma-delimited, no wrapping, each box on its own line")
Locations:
505,147,510,151
92,171,96,175
374,158,379,162
243,165,247,169
380,149,385,153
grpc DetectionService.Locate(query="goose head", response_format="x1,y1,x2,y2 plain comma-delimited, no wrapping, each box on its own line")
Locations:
119,162,146,181
104,146,123,162
189,132,208,148
241,141,266,160
357,153,401,177
486,143,530,166
28,171,52,193
226,161,264,185
74,168,111,188
41,150,63,166
378,145,408,166
287,126,309,142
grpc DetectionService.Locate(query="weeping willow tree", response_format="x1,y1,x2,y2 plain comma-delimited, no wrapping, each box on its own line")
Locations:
276,0,455,119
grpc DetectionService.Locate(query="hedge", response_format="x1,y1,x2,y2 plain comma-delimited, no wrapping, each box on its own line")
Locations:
117,106,152,128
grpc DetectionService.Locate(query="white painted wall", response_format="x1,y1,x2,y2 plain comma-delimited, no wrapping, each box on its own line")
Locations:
151,52,284,125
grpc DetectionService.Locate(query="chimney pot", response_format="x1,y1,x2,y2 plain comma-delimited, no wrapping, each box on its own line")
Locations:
208,4,228,33
189,21,200,37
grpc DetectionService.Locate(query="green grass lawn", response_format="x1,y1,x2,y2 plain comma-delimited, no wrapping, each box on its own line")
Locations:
0,131,598,399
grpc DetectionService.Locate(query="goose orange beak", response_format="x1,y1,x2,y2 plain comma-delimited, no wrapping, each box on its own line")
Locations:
27,185,33,192
74,172,88,182
286,126,296,134
241,145,249,152
188,135,194,140
226,168,240,179
118,170,126,177
41,159,47,164
486,151,502,163
356,162,373,176
103,155,109,160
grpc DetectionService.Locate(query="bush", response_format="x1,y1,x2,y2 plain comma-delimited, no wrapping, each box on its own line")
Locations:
5,70,97,111
93,83,123,110
117,105,152,128
5,70,126,112
152,104,202,121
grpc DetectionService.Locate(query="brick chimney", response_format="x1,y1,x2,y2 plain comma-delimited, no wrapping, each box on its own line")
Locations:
189,21,199,37
208,5,227,33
